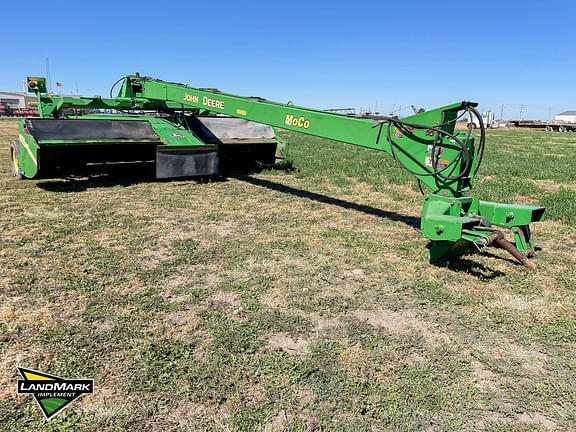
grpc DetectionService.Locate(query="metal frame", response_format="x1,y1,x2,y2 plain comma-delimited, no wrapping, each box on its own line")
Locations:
13,75,545,267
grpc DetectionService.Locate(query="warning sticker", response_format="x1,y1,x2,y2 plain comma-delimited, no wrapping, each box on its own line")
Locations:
425,156,449,170
426,145,444,156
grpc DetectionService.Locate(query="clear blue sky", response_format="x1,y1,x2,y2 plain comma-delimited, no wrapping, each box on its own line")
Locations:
2,1,574,120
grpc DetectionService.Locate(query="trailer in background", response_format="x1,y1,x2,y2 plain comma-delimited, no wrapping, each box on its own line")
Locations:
507,120,576,132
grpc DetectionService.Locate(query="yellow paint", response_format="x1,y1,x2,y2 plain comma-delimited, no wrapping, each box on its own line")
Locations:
202,96,224,110
236,109,247,116
284,113,310,129
22,371,55,381
19,134,37,166
12,147,19,173
184,93,199,103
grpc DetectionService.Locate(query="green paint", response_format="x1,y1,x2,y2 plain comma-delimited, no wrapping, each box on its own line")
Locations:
12,75,545,264
40,398,68,416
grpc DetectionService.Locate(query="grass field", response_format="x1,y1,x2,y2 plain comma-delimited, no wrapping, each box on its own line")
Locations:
1,118,575,431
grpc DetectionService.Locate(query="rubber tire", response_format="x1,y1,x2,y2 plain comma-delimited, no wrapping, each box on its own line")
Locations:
10,139,24,180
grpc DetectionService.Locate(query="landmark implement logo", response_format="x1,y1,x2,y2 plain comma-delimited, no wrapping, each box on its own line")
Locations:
17,367,94,421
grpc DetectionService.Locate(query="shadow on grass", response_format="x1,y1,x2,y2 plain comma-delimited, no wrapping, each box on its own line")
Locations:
431,255,506,279
429,245,540,278
33,160,293,192
235,175,421,229
35,162,227,192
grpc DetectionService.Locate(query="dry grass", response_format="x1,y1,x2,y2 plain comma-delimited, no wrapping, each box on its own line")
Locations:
0,118,575,431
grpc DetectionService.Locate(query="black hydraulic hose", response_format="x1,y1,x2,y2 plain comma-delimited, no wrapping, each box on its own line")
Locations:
109,76,126,98
467,107,486,176
386,121,468,178
372,105,487,183
435,109,472,127
374,113,471,180
395,119,471,181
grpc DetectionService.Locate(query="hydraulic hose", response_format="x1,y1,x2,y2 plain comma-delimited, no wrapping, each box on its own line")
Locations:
109,76,127,98
372,104,486,184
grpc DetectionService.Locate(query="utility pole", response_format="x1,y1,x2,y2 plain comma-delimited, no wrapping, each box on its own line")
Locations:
519,105,525,121
22,80,26,92
500,104,504,121
45,57,53,94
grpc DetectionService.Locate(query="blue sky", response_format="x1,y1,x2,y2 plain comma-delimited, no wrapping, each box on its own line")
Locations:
2,1,574,119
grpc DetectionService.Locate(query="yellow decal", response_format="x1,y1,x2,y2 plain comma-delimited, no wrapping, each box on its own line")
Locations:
21,371,56,381
236,109,247,116
285,114,310,129
19,134,37,166
184,93,199,103
202,96,224,110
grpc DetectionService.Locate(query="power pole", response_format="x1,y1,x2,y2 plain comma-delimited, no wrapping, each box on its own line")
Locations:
500,104,504,121
45,57,53,94
519,105,525,121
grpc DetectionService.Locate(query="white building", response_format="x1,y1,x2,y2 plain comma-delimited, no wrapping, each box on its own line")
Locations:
0,91,37,109
554,110,576,123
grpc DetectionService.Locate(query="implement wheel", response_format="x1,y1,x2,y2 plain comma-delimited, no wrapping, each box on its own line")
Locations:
10,139,24,180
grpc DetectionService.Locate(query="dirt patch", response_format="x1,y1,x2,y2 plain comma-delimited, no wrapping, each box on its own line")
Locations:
138,248,173,268
529,179,576,193
167,400,232,429
518,412,558,431
475,412,512,429
0,303,53,328
206,221,234,237
268,333,308,355
470,360,500,393
211,291,241,309
315,315,341,332
148,309,200,340
351,308,451,346
264,409,290,432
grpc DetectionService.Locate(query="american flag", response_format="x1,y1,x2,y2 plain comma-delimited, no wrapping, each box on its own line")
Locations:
56,82,62,87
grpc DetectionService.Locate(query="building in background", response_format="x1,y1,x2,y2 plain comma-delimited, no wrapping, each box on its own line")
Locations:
0,91,38,109
554,110,576,123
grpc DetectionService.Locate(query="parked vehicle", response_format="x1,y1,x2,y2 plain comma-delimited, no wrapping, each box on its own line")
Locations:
468,110,495,128
0,103,13,116
507,120,576,132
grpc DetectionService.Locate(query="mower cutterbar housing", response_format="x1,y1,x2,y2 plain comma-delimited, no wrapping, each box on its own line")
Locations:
14,115,285,179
